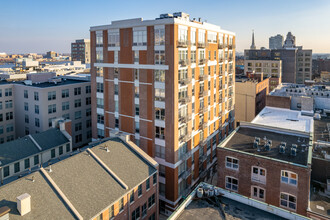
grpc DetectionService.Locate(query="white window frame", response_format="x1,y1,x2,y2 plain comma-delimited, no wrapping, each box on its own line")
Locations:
280,192,297,211
225,156,239,170
251,186,265,201
225,176,238,192
281,170,298,186
251,166,266,184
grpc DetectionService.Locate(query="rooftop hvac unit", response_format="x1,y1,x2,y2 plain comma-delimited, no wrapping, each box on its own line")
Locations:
292,144,298,149
267,140,272,146
281,142,287,147
254,137,260,143
265,143,271,151
279,145,286,154
291,147,297,156
253,140,259,148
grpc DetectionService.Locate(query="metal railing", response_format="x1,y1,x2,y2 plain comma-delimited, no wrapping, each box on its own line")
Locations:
178,96,192,104
179,59,189,66
180,151,192,161
199,74,208,81
198,58,207,65
218,44,224,49
177,40,189,47
228,44,235,49
179,132,191,143
179,77,192,85
179,114,192,124
197,42,206,48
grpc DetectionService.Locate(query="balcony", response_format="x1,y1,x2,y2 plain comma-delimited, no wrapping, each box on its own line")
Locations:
198,106,208,114
197,42,206,48
180,151,192,161
179,132,191,143
198,90,208,98
179,96,192,104
199,58,207,65
199,169,207,178
179,77,192,85
223,43,228,48
199,154,207,163
179,59,189,67
179,114,192,124
228,56,233,62
218,44,224,49
198,121,208,130
181,168,192,179
219,57,224,63
177,40,189,47
228,44,235,50
199,74,208,81
228,80,233,86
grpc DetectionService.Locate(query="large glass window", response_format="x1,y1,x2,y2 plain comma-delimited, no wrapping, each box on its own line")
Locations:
155,28,165,45
280,193,296,210
281,170,298,186
108,31,120,47
154,70,165,82
225,176,238,191
133,30,147,46
155,51,165,65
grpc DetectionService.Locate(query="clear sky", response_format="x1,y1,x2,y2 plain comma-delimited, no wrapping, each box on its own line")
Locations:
1,0,330,54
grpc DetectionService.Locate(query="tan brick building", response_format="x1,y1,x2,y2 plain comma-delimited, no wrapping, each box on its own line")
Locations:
90,12,235,214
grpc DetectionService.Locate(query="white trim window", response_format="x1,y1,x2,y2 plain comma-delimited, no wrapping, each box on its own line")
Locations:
155,28,165,45
178,28,188,42
225,156,238,170
108,31,120,47
251,186,265,201
251,166,266,184
198,30,205,43
155,51,165,65
280,192,296,210
191,29,196,45
281,170,298,186
133,30,147,46
225,176,238,191
207,32,217,43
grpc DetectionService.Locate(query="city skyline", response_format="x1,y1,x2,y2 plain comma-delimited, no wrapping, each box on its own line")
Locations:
1,0,330,54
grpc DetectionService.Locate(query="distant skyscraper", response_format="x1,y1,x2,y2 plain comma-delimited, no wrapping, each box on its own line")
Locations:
71,39,91,64
250,30,256,49
283,31,296,48
269,34,283,49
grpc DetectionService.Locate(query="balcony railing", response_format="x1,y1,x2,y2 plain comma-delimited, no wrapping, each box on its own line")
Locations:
179,96,192,104
219,57,224,63
179,114,192,124
180,151,192,161
181,168,192,179
200,169,207,178
228,56,233,62
199,74,208,81
198,106,208,114
199,59,207,65
197,42,206,48
179,59,189,67
228,44,235,50
179,77,192,85
177,40,189,47
198,90,208,98
199,154,207,162
218,44,224,49
179,132,191,143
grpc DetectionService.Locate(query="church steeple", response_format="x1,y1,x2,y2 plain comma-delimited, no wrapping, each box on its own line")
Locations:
250,30,256,49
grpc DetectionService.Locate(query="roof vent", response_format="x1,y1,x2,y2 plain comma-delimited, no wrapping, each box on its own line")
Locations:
106,146,110,153
291,147,297,156
16,193,31,216
279,145,286,154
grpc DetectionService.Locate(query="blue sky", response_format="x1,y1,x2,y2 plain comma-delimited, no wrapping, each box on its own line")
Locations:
1,0,330,54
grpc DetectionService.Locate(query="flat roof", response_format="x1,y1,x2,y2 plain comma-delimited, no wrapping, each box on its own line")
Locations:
176,197,285,220
309,182,330,219
220,125,310,166
0,137,157,219
15,78,88,88
0,128,69,166
252,106,314,133
314,116,330,142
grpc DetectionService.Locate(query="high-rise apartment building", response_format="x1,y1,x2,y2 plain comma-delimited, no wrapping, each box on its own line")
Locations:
90,12,236,214
269,34,283,49
71,39,91,64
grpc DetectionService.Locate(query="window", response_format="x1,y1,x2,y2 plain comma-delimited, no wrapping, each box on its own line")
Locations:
97,83,104,93
6,112,13,120
96,32,103,47
61,101,69,111
75,111,81,119
119,197,124,212
108,31,120,47
114,84,119,95
191,50,196,63
155,88,165,101
74,87,81,95
24,102,29,111
48,91,56,100
75,122,82,131
75,134,82,143
0,114,2,122
97,114,104,124
35,118,40,127
146,178,150,191
153,173,157,185
62,89,69,98
155,28,165,45
225,157,238,170
63,113,70,120
74,99,81,108
3,166,9,177
148,213,155,220
155,108,165,120
280,193,296,210
0,126,3,134
135,105,139,116
98,128,105,138
25,115,29,123
154,70,165,82
85,85,91,94
51,149,56,158
135,121,139,133
25,126,29,134
34,155,39,165
281,170,298,186
141,203,147,218
6,124,14,133
24,158,30,169
130,190,135,203
155,50,165,65
48,104,56,114
132,207,140,220
155,126,165,139
0,101,2,110
109,205,114,219
225,176,238,191
5,100,12,109
251,186,265,200
134,51,139,63
5,88,12,96
198,30,205,43
86,108,91,117
24,90,28,98
148,194,155,208
251,166,266,184
35,105,39,114
138,184,142,197
14,162,20,173
133,30,147,46
155,145,165,159
97,98,104,109
86,119,92,128
7,135,14,142
66,143,70,152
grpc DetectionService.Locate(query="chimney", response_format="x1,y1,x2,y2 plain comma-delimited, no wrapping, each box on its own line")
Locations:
52,118,72,136
17,193,31,216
